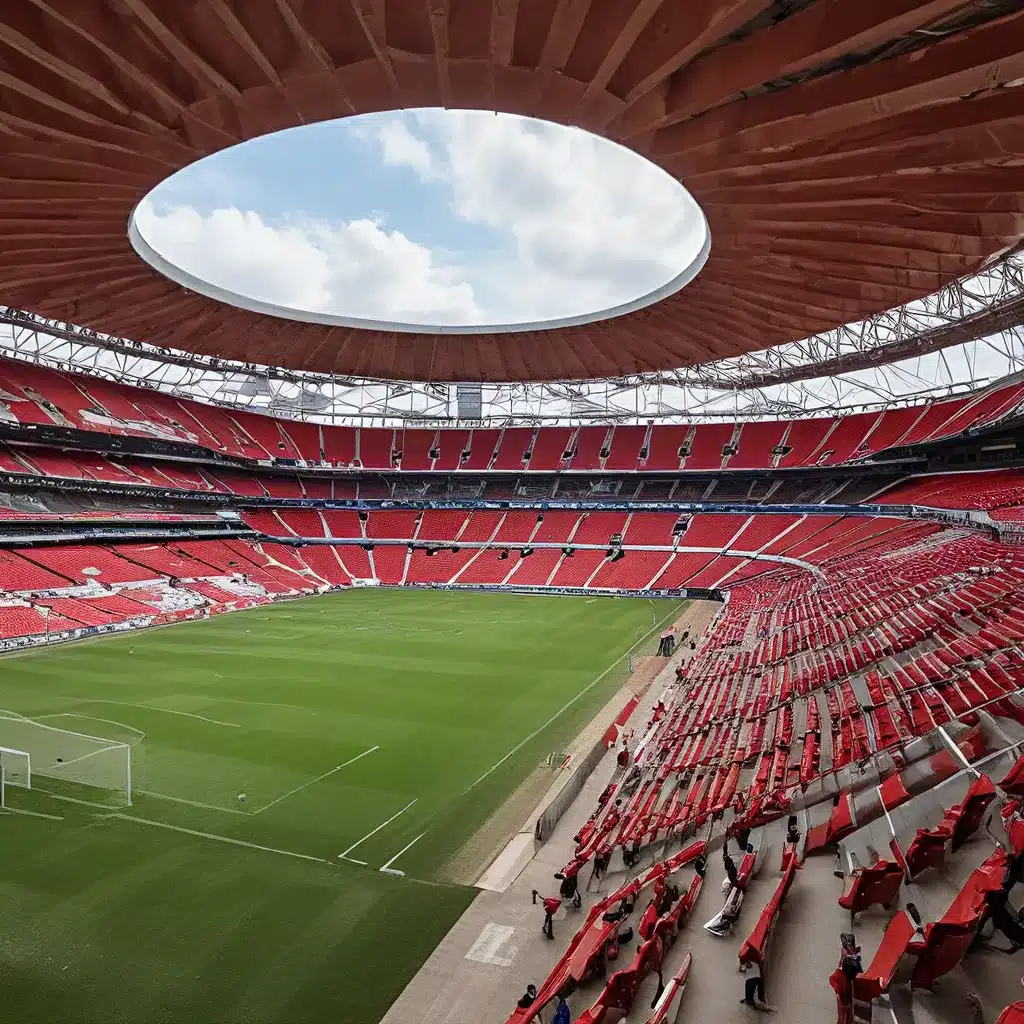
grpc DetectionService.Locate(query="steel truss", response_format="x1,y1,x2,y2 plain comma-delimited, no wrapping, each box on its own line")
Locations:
1,254,1023,425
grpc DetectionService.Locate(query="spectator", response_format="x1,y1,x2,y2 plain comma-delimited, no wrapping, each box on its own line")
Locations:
552,995,571,1024
516,985,537,1009
541,895,561,939
741,965,775,1012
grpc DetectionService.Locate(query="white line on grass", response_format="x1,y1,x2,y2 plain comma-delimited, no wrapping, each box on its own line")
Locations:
1,806,64,821
380,832,426,874
43,792,119,811
111,813,329,864
75,699,239,728
36,713,146,744
48,743,124,771
463,603,683,793
253,745,380,815
339,799,417,861
135,789,250,816
199,696,310,711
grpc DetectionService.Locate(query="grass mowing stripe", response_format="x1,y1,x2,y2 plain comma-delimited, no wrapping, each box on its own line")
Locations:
464,600,682,792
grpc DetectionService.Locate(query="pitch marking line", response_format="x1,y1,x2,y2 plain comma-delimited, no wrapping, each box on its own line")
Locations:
42,792,117,811
339,798,417,862
1,806,64,821
464,604,682,792
111,813,329,865
380,832,426,874
253,745,380,815
75,699,239,728
135,789,250,816
48,743,124,772
37,713,146,745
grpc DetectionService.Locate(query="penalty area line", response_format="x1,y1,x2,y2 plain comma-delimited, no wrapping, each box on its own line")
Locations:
253,745,380,815
338,798,417,862
463,605,681,793
135,788,250,816
380,832,426,875
111,813,329,864
1,806,64,821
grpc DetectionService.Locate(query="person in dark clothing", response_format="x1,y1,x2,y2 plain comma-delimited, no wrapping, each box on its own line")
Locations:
985,887,1024,949
557,867,582,910
694,852,708,878
723,843,740,890
516,985,538,1009
593,845,611,884
829,934,862,1024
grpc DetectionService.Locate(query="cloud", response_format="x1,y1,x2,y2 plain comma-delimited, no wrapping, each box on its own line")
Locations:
374,111,706,322
135,110,706,331
376,117,436,181
134,203,480,326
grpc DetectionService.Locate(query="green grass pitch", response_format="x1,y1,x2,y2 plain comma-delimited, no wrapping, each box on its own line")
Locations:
0,589,683,1024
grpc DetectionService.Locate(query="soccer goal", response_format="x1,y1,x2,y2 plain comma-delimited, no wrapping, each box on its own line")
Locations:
0,746,31,808
0,713,131,805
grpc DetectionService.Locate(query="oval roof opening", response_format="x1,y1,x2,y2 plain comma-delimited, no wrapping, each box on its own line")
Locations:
131,109,709,335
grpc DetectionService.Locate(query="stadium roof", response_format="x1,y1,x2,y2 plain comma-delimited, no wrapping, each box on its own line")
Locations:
0,1,1023,383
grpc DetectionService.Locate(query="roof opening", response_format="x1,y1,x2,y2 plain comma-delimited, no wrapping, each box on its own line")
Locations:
130,109,709,335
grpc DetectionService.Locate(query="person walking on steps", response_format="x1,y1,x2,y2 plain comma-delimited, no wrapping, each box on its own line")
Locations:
541,895,561,939
741,965,776,1012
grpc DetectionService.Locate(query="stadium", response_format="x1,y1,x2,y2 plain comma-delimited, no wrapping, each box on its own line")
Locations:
2,3,1024,1024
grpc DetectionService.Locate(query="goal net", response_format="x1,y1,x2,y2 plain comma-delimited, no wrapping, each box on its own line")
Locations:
0,745,30,791
0,713,131,805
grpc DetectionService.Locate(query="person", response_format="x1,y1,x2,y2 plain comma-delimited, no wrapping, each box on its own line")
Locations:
516,985,537,1010
723,843,741,891
638,899,658,940
694,851,708,877
829,933,862,1024
593,845,611,884
616,744,630,769
542,895,561,939
984,886,1024,949
552,995,571,1024
741,965,775,1012
557,862,583,910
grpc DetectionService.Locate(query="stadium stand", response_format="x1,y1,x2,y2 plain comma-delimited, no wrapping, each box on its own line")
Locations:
2,356,1024,1023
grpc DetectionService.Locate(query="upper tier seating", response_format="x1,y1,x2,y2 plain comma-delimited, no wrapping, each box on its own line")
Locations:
1,356,1020,470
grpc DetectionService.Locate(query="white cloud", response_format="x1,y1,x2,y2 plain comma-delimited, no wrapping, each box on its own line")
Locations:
135,111,706,330
134,203,480,326
376,118,436,181
376,111,706,323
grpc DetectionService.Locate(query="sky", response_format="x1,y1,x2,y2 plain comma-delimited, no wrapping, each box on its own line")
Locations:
134,110,707,328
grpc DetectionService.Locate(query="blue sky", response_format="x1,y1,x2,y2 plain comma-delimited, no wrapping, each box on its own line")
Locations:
136,110,707,327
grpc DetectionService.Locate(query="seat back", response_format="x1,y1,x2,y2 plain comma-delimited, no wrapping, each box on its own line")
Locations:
854,910,915,1001
910,921,979,989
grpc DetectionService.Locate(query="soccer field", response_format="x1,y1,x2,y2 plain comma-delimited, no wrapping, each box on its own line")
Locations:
0,589,683,1024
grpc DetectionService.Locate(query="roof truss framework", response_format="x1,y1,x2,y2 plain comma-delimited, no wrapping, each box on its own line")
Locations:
0,1,1020,381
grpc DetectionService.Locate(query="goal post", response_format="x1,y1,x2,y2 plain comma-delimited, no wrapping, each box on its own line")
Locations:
0,714,131,805
0,745,31,792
